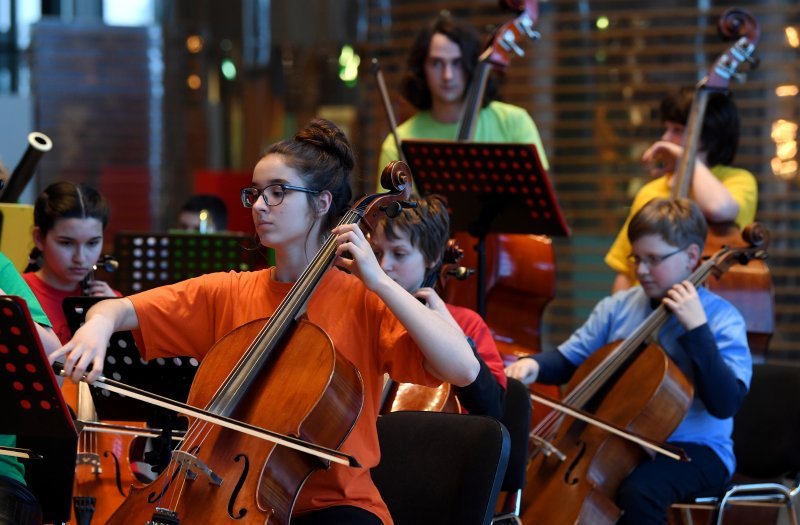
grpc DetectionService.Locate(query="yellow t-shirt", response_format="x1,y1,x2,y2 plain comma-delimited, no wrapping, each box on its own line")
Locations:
605,165,758,281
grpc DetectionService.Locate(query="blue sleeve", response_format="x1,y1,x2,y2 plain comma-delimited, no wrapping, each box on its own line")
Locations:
557,295,616,367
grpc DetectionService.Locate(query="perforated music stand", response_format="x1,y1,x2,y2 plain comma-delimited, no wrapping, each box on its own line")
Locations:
0,295,77,524
112,231,271,296
401,140,569,317
63,296,199,422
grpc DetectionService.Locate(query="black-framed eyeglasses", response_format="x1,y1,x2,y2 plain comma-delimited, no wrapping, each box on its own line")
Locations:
240,183,320,208
627,248,684,269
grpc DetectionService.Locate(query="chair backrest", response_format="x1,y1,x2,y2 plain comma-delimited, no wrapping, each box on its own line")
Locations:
372,411,510,525
732,362,800,479
500,377,532,492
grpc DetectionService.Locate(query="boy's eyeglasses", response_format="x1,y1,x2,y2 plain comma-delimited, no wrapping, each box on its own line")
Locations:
627,248,683,269
240,183,320,208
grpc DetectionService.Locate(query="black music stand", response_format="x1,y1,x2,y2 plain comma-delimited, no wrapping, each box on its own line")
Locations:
62,297,198,422
112,231,270,296
402,140,569,317
0,295,77,524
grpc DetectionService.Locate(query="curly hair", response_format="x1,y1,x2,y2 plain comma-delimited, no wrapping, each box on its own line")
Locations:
400,13,499,111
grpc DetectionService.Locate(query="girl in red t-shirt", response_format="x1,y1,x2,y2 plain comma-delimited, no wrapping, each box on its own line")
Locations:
23,181,119,345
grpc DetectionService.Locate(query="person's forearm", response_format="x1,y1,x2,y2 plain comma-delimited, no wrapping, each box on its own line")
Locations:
372,276,479,386
85,297,139,332
691,163,739,222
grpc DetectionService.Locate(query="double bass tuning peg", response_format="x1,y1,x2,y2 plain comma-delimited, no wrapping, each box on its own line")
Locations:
744,54,760,69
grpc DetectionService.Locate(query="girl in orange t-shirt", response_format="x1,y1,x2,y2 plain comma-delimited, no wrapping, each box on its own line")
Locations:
53,119,480,525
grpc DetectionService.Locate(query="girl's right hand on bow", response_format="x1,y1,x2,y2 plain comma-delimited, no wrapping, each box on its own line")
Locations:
49,315,113,384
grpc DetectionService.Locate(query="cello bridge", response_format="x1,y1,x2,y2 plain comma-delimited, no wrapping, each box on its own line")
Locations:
76,452,102,474
171,450,223,486
529,434,567,462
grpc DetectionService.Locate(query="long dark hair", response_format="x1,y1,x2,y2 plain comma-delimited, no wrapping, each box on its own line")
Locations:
401,13,498,110
25,181,109,272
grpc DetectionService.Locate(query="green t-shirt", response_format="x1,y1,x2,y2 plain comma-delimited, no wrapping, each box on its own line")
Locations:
605,165,758,281
377,101,549,191
0,251,52,484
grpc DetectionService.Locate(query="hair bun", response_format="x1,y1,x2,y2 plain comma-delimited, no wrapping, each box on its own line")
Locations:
296,118,355,170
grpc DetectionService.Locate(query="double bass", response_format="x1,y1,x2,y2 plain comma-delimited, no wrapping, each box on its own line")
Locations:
668,8,774,355
98,163,413,525
519,226,770,524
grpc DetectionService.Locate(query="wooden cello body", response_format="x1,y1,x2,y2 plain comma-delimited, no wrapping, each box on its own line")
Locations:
62,364,144,524
107,318,362,525
444,232,560,427
520,342,693,524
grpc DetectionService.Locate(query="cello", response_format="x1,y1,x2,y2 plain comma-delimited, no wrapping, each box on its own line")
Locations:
667,8,774,355
99,162,413,525
519,225,770,524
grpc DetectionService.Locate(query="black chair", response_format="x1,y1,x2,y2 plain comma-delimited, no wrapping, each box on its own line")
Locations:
493,377,532,524
372,411,510,525
673,362,800,525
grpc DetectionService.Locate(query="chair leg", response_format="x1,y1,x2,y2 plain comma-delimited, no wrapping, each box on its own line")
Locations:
787,497,798,525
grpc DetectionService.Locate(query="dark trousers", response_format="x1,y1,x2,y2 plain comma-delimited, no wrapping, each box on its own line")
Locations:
0,475,42,525
617,442,730,525
293,506,382,525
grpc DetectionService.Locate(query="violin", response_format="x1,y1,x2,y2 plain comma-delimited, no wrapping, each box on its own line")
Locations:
519,225,770,524
80,254,119,296
668,9,774,354
99,162,413,525
380,239,473,414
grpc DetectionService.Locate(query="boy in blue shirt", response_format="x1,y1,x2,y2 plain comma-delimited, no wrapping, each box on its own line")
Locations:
507,197,751,524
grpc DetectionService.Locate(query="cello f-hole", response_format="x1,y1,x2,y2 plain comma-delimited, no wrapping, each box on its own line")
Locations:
147,466,183,504
102,449,127,497
227,453,250,520
565,440,586,486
